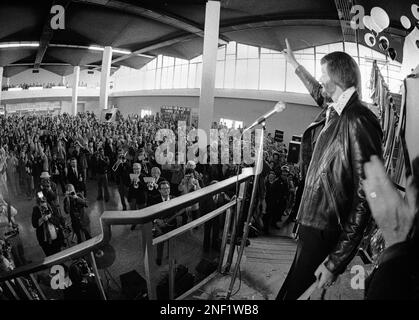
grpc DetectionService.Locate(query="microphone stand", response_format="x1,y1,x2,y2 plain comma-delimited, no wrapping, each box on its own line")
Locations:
224,121,266,300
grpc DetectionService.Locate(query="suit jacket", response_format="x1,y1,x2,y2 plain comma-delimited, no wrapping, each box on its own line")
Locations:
66,166,85,193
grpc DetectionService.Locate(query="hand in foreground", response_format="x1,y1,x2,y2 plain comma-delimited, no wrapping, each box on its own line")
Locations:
363,155,418,248
314,260,336,289
282,38,299,69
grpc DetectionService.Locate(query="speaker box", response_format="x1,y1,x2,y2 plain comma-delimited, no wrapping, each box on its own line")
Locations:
120,270,148,300
287,141,301,164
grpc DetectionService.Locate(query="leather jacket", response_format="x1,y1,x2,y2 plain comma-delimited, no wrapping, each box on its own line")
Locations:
295,65,383,274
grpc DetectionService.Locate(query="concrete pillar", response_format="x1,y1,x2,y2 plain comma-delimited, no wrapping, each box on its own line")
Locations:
72,66,80,116
0,67,3,104
99,46,112,110
198,1,220,138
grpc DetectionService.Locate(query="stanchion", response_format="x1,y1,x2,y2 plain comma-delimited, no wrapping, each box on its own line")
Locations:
224,122,266,300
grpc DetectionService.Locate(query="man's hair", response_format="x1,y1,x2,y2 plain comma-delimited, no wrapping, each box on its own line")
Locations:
159,180,170,189
320,51,362,97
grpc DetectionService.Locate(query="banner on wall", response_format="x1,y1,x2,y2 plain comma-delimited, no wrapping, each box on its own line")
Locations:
5,101,61,113
160,106,191,125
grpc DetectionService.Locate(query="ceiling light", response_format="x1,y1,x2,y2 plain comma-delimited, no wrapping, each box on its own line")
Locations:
0,42,39,48
113,48,131,55
88,45,131,55
88,45,104,52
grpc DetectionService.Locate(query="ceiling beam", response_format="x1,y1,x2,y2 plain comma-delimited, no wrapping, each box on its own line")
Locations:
73,0,229,45
88,32,195,69
220,16,407,37
34,0,72,69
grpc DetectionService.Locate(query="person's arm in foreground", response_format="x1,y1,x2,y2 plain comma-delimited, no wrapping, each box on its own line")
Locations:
362,155,418,299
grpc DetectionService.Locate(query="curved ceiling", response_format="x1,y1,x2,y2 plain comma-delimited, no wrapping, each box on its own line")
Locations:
0,0,414,77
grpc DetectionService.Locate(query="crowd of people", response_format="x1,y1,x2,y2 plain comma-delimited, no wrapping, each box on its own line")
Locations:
0,110,300,273
1,81,93,91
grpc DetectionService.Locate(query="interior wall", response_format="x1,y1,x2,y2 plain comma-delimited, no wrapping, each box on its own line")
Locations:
112,94,321,144
8,69,62,86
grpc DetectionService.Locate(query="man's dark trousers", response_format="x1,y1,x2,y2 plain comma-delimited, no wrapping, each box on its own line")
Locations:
276,225,340,300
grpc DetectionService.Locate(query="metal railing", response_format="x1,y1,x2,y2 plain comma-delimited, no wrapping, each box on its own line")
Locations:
0,169,254,300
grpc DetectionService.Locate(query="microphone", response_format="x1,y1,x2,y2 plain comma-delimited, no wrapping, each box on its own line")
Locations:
243,101,286,132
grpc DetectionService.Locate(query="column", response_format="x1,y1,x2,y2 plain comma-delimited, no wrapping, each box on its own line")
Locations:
198,1,220,138
99,46,112,110
72,66,80,116
0,67,3,109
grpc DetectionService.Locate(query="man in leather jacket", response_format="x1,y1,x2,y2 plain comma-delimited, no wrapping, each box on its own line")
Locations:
276,39,383,300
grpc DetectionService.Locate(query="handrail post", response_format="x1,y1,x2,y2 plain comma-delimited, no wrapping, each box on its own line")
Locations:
168,239,175,299
218,205,233,272
141,222,157,299
29,273,47,300
90,251,107,300
224,179,248,272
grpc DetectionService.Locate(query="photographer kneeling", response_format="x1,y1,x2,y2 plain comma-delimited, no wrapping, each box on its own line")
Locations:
63,184,91,244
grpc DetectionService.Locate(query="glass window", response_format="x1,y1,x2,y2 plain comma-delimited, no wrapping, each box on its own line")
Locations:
237,43,248,59
246,59,259,89
260,57,285,91
175,58,188,66
248,45,259,59
156,55,163,69
224,59,235,88
163,56,175,67
217,46,226,60
190,55,202,63
141,109,152,118
235,59,247,88
226,41,236,54
188,63,197,88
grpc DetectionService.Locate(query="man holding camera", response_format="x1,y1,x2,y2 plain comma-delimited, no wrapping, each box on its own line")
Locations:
63,184,91,244
95,148,110,202
39,171,63,219
178,168,201,224
114,151,131,211
32,193,65,256
128,163,147,230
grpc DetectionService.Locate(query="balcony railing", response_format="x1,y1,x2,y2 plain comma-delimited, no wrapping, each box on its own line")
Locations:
0,169,254,300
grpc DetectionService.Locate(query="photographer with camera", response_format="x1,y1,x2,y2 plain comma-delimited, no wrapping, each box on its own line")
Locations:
95,148,110,202
178,168,201,224
128,163,147,231
50,153,66,195
63,184,91,244
114,151,131,211
39,172,63,220
147,167,164,204
31,193,65,256
0,193,28,267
